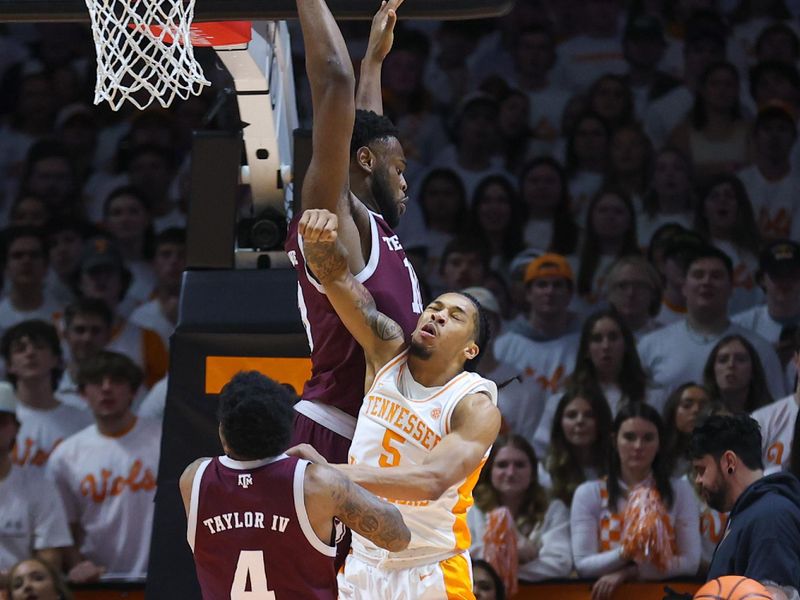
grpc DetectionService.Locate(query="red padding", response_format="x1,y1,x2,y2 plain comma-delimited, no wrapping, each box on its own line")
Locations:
146,20,252,46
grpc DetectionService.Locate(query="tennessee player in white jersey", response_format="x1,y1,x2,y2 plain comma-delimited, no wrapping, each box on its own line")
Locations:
293,208,501,600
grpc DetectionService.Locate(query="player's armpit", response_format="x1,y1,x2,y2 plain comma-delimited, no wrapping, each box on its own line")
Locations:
305,463,410,552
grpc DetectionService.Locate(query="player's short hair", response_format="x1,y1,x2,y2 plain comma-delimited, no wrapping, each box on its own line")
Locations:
77,350,144,393
460,292,491,373
685,244,734,280
689,413,764,471
1,320,63,390
350,110,399,157
217,371,296,460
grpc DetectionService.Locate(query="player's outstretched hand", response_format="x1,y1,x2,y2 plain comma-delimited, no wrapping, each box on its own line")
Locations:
68,560,106,584
366,0,405,64
286,443,330,465
299,209,338,244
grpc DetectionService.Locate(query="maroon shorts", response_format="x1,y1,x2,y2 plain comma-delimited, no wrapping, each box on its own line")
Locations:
290,412,353,464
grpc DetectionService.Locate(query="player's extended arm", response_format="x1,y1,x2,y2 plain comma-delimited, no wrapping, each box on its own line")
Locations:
305,463,410,552
300,209,406,371
337,392,499,501
356,0,404,113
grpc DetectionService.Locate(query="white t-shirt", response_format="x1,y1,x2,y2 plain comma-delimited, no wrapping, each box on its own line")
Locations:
55,371,88,412
570,477,701,580
751,394,798,475
0,464,73,571
13,401,93,469
129,299,174,348
494,331,580,437
47,417,162,581
737,165,800,241
136,376,168,421
643,86,693,150
467,500,572,582
429,146,513,203
732,304,787,344
523,219,555,253
0,296,63,338
637,320,787,399
527,87,572,144
712,239,763,314
636,211,693,250
482,361,538,442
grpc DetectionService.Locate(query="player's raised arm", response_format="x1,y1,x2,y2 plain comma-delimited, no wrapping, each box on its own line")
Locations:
300,209,406,371
305,463,411,552
298,0,354,216
356,0,404,114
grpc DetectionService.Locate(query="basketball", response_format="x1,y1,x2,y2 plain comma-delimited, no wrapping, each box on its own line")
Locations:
694,576,772,600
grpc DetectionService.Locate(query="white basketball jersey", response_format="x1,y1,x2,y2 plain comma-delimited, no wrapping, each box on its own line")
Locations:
348,350,498,566
752,394,798,474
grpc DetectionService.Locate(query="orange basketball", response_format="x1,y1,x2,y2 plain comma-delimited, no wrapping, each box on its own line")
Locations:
694,576,772,600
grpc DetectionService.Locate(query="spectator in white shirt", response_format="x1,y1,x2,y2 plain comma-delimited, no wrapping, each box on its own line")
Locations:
0,227,62,338
565,112,611,225
694,174,763,313
737,102,800,242
57,298,113,411
0,383,72,585
570,403,701,599
734,240,800,368
543,384,612,505
605,255,664,339
703,334,774,414
129,227,185,347
48,351,161,583
649,228,705,326
638,245,787,400
637,148,695,248
468,434,572,585
519,157,580,256
1,320,91,469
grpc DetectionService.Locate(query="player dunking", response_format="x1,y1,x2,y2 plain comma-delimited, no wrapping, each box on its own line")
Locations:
179,371,410,599
294,209,502,600
285,0,422,463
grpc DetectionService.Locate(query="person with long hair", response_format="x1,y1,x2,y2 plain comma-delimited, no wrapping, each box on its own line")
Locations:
576,188,640,307
102,186,157,315
472,559,506,600
638,148,695,249
469,434,572,586
606,125,653,211
467,175,525,277
565,112,612,227
534,309,652,457
660,383,713,478
544,384,612,505
571,404,701,599
605,256,664,338
703,334,773,414
416,168,468,285
667,62,751,183
519,157,579,255
694,174,763,313
5,557,73,600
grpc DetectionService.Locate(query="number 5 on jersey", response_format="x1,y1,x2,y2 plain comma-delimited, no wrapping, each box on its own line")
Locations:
231,550,276,599
379,429,405,467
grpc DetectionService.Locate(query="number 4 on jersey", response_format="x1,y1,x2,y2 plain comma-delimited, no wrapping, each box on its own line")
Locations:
231,550,276,599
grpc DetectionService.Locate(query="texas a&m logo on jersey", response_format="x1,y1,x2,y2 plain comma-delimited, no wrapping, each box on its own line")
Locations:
238,474,253,489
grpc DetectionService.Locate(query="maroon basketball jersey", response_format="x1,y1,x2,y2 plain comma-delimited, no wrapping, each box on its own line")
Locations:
188,455,337,600
285,209,423,417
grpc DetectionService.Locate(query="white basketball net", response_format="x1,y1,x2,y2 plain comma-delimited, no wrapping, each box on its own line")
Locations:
84,0,211,110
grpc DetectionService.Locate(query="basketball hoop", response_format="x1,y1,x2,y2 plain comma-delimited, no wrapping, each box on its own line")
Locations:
85,0,252,111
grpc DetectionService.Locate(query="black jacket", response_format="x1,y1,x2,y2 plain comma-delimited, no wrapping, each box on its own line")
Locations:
707,472,800,588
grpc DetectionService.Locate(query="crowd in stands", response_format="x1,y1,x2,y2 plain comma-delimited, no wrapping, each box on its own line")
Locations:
3,0,800,598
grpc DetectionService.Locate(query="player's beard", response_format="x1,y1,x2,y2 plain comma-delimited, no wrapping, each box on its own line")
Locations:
409,339,434,360
371,166,400,228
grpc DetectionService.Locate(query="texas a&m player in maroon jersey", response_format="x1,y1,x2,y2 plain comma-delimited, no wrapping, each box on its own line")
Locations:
284,0,422,463
179,372,409,599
